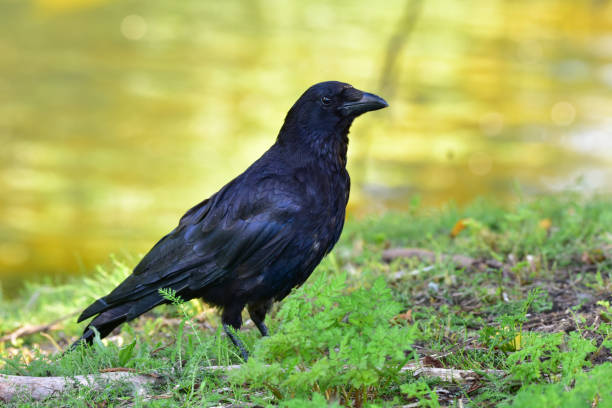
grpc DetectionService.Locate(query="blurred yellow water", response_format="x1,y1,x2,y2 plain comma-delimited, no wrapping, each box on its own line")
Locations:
1,0,611,293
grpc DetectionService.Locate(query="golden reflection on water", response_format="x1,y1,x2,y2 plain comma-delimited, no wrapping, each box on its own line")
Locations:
1,0,611,293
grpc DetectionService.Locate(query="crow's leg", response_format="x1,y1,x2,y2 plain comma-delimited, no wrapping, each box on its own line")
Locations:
223,324,248,361
248,300,273,337
221,304,248,361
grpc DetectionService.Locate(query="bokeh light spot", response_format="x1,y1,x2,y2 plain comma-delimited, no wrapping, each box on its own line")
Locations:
468,152,493,176
480,112,504,136
551,101,576,126
121,14,147,40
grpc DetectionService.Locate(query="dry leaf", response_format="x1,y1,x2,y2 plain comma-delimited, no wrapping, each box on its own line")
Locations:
450,218,470,238
499,332,522,351
582,249,606,264
538,218,552,230
393,309,413,323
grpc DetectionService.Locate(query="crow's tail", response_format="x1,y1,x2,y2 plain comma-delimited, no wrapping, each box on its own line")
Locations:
70,292,167,349
70,302,133,348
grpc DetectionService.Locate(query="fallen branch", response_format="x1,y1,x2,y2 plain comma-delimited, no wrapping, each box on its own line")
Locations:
401,363,505,382
201,364,241,372
382,248,511,275
0,371,161,402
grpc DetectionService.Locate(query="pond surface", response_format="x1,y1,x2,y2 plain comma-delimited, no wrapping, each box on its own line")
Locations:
1,0,611,294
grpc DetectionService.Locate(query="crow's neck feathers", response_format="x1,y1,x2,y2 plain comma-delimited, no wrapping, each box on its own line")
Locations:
276,112,353,172
306,120,352,171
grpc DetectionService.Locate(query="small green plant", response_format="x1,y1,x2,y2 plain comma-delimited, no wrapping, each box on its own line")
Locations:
507,331,596,383
231,270,417,405
159,287,203,346
480,289,544,352
502,363,612,407
598,300,612,323
400,380,440,407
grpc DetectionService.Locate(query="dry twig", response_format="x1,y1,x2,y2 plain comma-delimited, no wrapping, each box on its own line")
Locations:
401,363,505,382
0,312,78,344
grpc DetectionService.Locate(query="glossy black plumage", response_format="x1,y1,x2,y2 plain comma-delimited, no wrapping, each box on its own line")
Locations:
73,81,388,359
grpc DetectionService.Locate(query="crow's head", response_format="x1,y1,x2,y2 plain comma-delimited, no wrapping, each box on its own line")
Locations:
279,81,388,147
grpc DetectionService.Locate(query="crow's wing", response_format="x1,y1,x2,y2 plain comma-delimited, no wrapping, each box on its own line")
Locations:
78,177,305,322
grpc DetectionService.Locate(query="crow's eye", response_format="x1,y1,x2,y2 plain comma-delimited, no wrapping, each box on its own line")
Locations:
321,96,332,105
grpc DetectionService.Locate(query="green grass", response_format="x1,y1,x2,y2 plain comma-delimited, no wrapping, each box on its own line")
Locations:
1,193,611,407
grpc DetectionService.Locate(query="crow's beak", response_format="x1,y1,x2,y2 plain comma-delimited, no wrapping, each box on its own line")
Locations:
338,91,388,117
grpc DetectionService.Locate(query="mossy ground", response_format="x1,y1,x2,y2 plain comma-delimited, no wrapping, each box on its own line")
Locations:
1,193,611,407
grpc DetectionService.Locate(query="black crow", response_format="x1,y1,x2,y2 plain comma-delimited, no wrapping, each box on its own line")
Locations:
73,81,388,359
